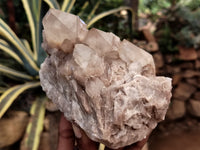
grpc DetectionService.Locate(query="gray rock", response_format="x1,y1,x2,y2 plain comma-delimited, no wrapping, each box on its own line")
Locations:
39,9,172,149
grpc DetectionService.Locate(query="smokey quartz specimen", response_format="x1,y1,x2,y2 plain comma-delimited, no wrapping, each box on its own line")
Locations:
39,9,172,149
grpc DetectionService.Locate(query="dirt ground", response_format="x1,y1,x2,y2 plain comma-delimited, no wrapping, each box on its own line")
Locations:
149,130,200,150
148,118,200,150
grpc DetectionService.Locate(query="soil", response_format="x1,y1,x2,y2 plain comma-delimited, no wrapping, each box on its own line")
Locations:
149,117,200,150
149,130,200,150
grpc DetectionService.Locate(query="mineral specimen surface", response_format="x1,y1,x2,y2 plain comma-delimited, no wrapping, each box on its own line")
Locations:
39,9,172,149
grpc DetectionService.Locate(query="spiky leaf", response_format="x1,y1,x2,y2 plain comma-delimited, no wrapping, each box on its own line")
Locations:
0,19,39,75
61,0,76,12
77,1,89,17
86,0,101,22
0,64,33,80
0,87,7,94
21,39,34,57
0,82,40,118
0,39,23,65
43,0,60,9
21,0,46,65
21,95,46,150
87,6,134,28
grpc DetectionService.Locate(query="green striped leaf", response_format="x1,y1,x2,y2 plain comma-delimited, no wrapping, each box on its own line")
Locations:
61,0,70,11
66,0,76,13
0,82,40,118
21,0,41,60
21,95,46,150
21,0,45,65
21,39,34,57
86,0,101,22
0,39,23,65
0,87,7,94
61,0,76,12
0,64,33,80
0,19,39,75
43,0,60,9
87,6,134,28
77,1,89,17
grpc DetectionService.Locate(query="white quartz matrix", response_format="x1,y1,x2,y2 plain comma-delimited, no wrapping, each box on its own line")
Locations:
39,9,172,149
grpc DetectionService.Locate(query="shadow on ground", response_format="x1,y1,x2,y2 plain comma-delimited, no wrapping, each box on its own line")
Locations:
149,130,200,150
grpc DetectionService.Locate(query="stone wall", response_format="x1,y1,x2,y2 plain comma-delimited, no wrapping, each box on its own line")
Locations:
153,47,200,120
133,39,200,121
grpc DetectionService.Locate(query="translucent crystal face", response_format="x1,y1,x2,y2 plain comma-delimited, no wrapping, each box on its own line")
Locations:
39,9,172,149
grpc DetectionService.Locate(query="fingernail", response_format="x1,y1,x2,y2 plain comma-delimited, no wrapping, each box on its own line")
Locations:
72,124,82,138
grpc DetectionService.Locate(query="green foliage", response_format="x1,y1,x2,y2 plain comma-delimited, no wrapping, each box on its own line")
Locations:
86,0,133,39
139,0,171,15
140,0,200,52
177,0,200,10
87,6,134,28
21,95,46,150
0,0,134,117
157,24,179,53
0,0,134,149
0,0,7,20
175,7,200,48
0,82,40,118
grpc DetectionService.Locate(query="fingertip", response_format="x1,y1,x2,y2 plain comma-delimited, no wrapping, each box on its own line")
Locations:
76,128,98,150
135,137,148,149
72,123,82,138
125,137,148,150
57,114,75,150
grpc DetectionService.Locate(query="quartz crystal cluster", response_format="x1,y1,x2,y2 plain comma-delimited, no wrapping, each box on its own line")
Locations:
39,9,172,149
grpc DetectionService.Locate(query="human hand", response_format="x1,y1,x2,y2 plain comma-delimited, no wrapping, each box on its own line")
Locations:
57,114,149,150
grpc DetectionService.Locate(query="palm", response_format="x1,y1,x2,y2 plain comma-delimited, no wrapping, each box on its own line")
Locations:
58,114,148,150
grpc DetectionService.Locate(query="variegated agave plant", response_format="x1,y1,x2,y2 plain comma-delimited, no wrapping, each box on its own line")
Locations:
0,0,134,149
